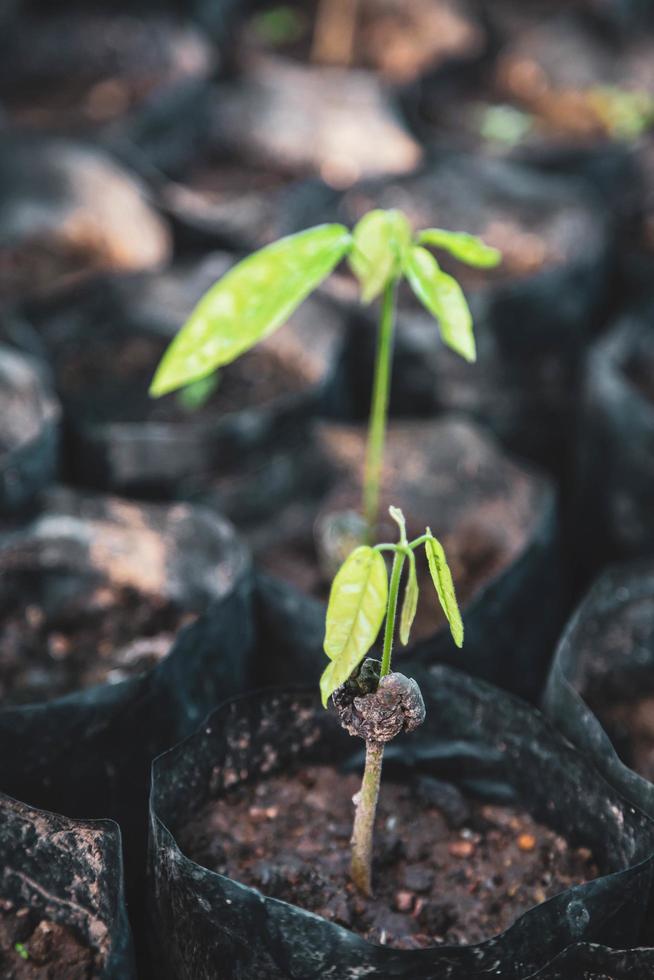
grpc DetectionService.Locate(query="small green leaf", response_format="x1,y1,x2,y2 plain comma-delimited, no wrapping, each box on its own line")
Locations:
404,245,476,363
478,103,534,147
150,224,352,396
417,228,502,269
14,943,29,961
399,555,419,646
425,534,463,648
349,209,411,303
321,546,388,706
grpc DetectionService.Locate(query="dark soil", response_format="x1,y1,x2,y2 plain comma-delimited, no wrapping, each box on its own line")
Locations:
55,332,304,426
1,13,210,130
179,764,597,949
0,901,96,980
168,162,291,247
0,585,193,705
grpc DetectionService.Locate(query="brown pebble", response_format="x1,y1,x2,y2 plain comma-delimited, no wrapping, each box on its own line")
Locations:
394,890,414,912
248,806,277,822
448,839,475,859
517,833,536,852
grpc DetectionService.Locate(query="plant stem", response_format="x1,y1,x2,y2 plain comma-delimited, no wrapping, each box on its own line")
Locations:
380,550,404,677
311,0,359,66
362,279,397,540
350,548,404,895
350,740,384,896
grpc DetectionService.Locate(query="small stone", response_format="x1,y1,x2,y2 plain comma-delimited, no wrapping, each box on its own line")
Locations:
576,847,593,863
517,833,536,852
394,890,414,913
448,839,475,859
48,634,70,660
248,806,276,823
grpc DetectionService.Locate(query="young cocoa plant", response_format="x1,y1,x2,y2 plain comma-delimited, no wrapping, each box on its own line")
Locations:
149,210,500,539
323,505,463,895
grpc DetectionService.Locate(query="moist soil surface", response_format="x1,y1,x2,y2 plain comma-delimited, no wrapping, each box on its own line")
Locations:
55,332,303,426
179,764,597,948
164,162,291,248
0,902,96,980
0,586,193,705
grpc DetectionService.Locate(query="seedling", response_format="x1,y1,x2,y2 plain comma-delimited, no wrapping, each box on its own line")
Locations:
587,86,654,141
322,505,463,895
149,210,500,539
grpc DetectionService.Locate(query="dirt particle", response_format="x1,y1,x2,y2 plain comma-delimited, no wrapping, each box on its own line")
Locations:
448,839,476,859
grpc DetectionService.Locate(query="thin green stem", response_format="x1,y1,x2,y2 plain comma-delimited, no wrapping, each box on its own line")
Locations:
408,533,431,550
350,740,384,895
380,550,405,678
362,279,398,540
373,534,431,556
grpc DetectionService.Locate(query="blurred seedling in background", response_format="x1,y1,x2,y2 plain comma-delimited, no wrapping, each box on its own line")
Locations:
150,209,500,544
14,943,29,961
248,0,361,66
322,505,463,894
479,103,535,148
588,86,654,141
480,87,654,149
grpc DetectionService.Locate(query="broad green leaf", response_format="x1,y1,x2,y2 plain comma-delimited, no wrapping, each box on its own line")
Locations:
150,223,352,396
321,546,388,706
418,228,501,268
425,534,464,648
404,245,476,363
349,209,411,303
399,555,419,646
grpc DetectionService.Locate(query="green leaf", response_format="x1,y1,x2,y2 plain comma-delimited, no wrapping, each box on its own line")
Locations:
399,555,419,646
404,245,476,363
418,228,502,268
349,209,411,304
320,546,388,706
425,534,464,648
150,223,352,397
